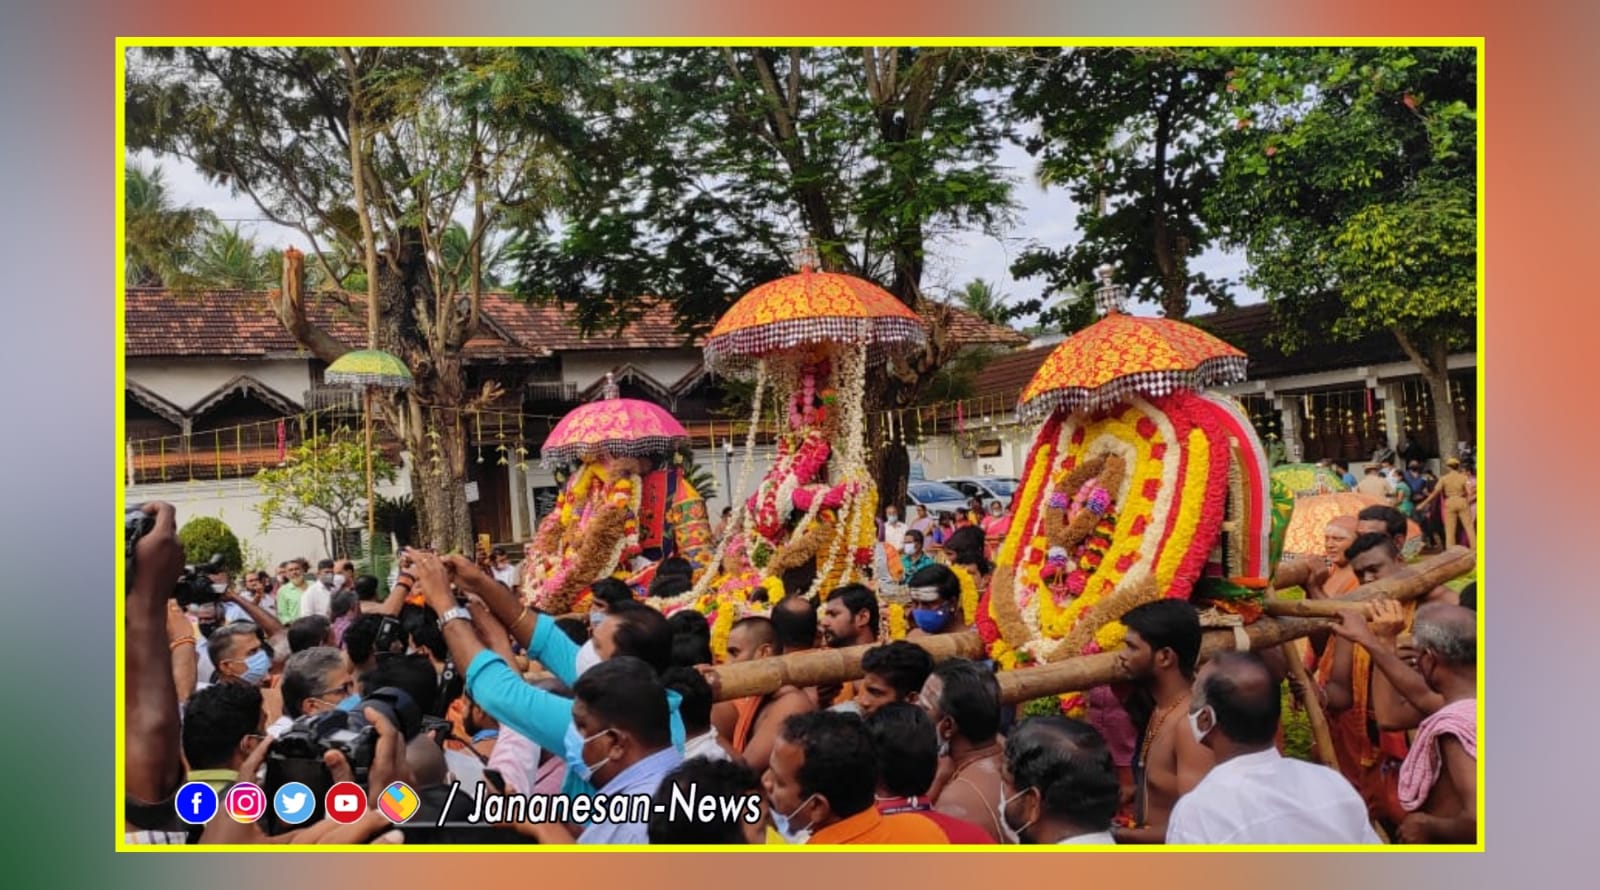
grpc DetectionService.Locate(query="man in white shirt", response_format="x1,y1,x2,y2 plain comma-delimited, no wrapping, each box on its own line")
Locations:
1166,652,1381,845
298,559,336,618
882,507,908,551
999,715,1121,844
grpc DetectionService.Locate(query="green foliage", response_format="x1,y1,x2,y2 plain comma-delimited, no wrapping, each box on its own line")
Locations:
1280,686,1313,762
190,223,280,291
1209,46,1477,354
373,493,420,549
237,537,272,575
124,160,215,289
177,516,243,573
1008,47,1238,326
955,278,1010,325
680,454,719,501
510,47,1018,337
253,428,397,559
1021,696,1063,718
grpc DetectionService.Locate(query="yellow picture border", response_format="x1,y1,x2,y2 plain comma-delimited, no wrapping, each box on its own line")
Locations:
115,34,1486,854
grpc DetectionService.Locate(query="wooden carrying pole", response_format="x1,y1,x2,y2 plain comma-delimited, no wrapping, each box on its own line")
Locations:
1283,637,1340,769
709,547,1474,703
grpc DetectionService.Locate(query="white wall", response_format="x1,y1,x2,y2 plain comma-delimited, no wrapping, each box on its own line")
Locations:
126,454,414,569
127,359,315,412
559,349,702,395
913,428,1032,483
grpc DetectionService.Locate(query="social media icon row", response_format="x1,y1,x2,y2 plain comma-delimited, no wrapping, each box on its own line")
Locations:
175,781,419,825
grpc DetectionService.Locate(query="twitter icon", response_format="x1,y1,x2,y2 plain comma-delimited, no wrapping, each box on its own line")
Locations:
273,782,315,825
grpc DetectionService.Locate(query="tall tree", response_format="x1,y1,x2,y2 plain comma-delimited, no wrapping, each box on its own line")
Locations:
124,160,214,288
956,277,1010,325
189,223,279,291
1007,47,1235,327
127,47,591,550
512,47,1018,509
1210,47,1476,455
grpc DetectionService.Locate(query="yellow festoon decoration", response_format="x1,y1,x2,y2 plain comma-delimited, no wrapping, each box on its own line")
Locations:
949,564,979,626
710,596,738,662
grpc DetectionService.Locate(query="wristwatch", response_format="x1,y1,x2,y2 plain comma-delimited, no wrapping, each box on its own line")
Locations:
437,606,472,631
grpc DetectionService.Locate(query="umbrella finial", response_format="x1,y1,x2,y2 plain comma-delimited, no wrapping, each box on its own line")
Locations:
602,371,620,400
794,240,820,274
1093,263,1128,317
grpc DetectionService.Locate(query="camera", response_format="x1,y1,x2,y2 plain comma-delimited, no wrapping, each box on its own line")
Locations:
262,686,421,833
124,503,226,605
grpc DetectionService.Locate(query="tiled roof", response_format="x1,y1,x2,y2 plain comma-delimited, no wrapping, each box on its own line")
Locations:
970,343,1062,405
125,289,1028,359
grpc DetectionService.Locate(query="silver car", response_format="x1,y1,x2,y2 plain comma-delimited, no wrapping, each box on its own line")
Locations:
904,480,971,518
941,476,1020,507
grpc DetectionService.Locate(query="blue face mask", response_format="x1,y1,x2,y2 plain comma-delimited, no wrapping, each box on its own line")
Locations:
237,649,271,685
589,610,606,627
563,723,613,785
336,694,362,712
773,794,816,844
912,606,953,634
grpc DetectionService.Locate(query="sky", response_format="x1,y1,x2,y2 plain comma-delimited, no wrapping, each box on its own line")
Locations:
134,126,1261,325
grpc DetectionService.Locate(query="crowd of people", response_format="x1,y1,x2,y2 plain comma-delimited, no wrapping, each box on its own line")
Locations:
125,481,1477,846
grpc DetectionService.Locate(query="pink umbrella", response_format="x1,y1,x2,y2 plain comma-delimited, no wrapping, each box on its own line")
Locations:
541,391,690,466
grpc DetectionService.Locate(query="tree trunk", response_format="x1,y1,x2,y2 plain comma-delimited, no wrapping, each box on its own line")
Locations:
1391,328,1461,459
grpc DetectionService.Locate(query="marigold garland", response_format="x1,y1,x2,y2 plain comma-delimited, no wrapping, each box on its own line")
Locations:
949,564,979,626
710,599,738,662
759,575,786,604
888,603,909,640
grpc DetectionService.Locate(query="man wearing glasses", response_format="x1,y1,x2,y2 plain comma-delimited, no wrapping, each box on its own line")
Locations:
267,647,359,737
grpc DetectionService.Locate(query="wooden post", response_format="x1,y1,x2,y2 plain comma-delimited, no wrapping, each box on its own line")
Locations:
365,387,375,566
1283,637,1340,769
706,548,1474,702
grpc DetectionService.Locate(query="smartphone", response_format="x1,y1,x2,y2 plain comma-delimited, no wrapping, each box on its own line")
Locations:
483,769,506,793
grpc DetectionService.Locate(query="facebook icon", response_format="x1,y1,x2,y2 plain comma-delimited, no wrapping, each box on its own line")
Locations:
175,781,220,825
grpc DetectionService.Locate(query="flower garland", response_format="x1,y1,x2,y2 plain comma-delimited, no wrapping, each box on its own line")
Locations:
709,598,738,662
528,469,642,614
950,564,979,626
759,575,786,604
888,603,909,640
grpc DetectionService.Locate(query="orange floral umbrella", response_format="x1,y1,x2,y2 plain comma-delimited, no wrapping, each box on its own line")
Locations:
704,266,926,374
1018,266,1247,419
1281,492,1384,560
542,384,690,466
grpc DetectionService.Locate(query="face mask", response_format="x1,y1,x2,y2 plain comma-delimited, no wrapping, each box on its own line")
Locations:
997,787,1034,844
886,513,898,522
575,639,602,677
321,574,335,587
589,610,606,627
936,724,950,758
773,795,816,845
199,622,220,640
902,542,918,556
1188,705,1214,744
211,582,228,594
563,724,612,784
236,649,271,685
333,574,347,590
336,694,362,713
912,606,952,634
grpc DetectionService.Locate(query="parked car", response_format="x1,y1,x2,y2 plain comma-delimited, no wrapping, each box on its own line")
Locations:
941,476,1021,506
904,480,971,518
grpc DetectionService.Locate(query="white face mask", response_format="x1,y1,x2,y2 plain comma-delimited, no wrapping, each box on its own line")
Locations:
997,787,1033,844
902,542,918,556
332,573,347,590
773,794,816,845
1188,704,1214,744
886,512,898,522
210,582,228,594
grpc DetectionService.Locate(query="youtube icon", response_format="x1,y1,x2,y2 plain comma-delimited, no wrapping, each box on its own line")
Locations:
325,782,368,824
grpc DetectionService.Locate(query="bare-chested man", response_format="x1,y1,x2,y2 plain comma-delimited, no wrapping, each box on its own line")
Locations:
1109,599,1214,844
713,616,814,775
920,658,1008,842
1348,533,1458,607
1332,601,1476,843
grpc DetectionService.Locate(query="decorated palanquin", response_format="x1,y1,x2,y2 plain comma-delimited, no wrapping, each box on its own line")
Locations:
521,383,713,615
975,267,1274,717
647,267,925,637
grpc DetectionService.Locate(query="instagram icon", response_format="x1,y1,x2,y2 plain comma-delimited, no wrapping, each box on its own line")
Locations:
225,782,267,824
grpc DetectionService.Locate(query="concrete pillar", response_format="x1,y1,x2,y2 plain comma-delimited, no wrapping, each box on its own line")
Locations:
509,462,531,542
1381,382,1405,451
1273,395,1304,463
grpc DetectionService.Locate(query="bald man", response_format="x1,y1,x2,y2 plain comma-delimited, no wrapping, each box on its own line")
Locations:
1166,653,1379,844
716,616,814,775
1332,602,1477,843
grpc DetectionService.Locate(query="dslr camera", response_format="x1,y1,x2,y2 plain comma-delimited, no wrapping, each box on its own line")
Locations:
124,503,227,606
266,687,422,801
